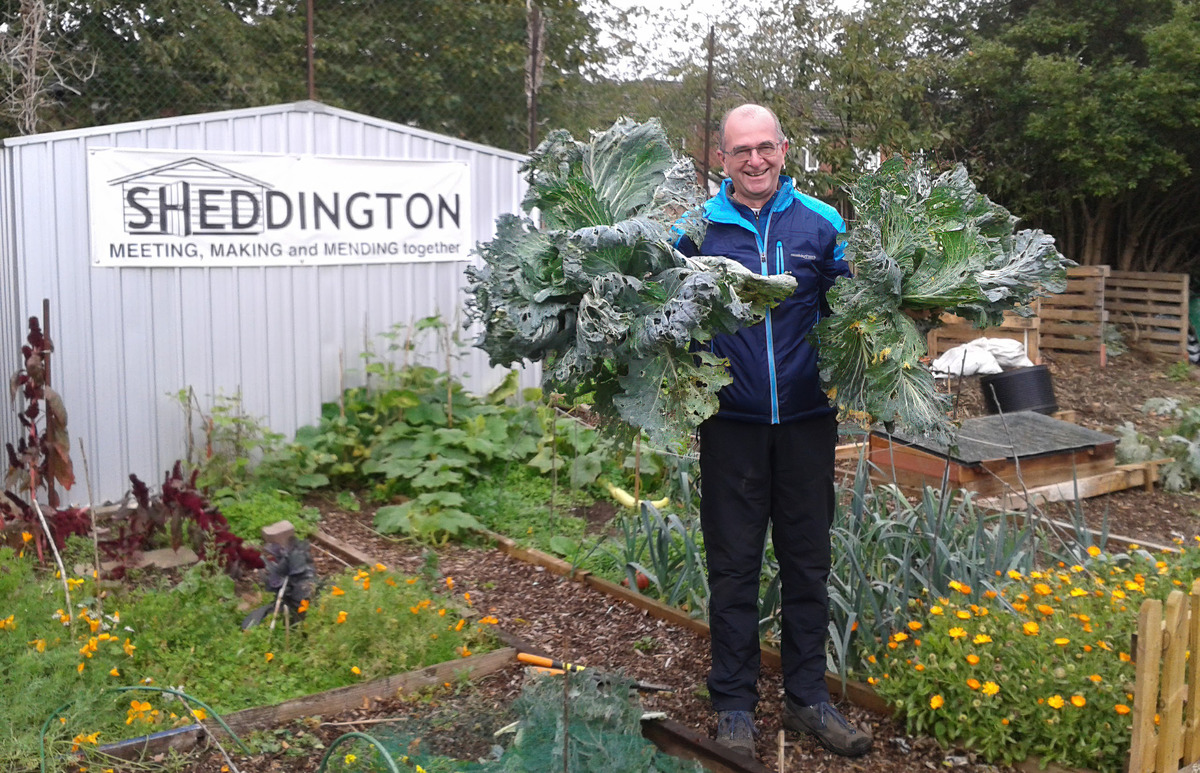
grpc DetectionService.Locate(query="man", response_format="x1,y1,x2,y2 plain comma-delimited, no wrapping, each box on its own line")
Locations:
673,104,872,759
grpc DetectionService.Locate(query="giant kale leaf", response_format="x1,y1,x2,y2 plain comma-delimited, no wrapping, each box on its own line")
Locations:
815,156,1074,442
466,118,796,447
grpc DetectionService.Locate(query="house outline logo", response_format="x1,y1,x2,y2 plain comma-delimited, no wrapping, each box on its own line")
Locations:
109,157,274,237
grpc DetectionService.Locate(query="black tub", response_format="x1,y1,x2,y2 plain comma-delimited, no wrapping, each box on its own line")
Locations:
979,364,1058,415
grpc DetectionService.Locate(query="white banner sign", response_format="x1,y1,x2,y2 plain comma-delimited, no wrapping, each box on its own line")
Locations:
87,148,472,267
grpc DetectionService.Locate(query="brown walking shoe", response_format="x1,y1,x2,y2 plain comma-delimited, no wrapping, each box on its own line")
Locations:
783,697,873,757
715,710,757,757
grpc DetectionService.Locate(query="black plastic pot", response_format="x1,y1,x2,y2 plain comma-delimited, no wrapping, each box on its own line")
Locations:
979,364,1058,415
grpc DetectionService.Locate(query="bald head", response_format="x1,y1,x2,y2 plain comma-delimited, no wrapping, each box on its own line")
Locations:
719,104,784,150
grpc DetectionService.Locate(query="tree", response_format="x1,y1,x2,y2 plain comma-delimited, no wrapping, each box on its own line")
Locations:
948,0,1200,271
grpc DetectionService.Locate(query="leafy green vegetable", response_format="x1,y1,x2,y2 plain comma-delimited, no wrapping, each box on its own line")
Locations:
816,156,1073,440
466,118,795,447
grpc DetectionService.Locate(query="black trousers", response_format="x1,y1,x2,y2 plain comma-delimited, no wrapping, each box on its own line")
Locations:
699,412,837,711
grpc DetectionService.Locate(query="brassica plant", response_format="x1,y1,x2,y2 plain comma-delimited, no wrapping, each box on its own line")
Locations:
465,118,795,447
815,156,1073,440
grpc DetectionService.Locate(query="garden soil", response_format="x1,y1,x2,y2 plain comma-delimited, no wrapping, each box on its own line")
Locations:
191,353,1200,772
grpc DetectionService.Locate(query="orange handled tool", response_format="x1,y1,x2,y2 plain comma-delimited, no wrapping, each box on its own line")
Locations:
517,652,585,672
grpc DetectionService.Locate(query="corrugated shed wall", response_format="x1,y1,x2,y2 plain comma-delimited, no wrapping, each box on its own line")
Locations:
0,102,534,503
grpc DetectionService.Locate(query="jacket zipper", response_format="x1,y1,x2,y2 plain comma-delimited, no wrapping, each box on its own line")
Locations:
755,210,780,424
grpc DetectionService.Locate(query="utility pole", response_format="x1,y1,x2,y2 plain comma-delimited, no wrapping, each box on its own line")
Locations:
702,26,715,187
306,0,316,100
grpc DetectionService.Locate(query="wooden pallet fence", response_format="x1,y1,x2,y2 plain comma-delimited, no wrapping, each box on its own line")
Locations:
926,311,1041,363
1106,270,1190,360
1038,265,1110,365
1129,580,1200,773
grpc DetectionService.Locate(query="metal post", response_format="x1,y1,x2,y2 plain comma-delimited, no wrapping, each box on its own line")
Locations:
702,26,715,187
306,0,316,101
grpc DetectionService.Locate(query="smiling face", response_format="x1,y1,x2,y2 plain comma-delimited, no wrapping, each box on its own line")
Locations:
718,105,787,210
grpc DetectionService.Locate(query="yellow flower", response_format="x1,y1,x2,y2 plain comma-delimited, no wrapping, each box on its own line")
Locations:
973,634,992,645
1115,704,1131,715
867,676,878,685
966,654,980,665
982,682,1000,696
109,667,120,677
344,753,357,764
1023,621,1040,635
1089,674,1102,683
956,610,972,620
21,531,33,543
967,678,981,690
908,621,923,631
930,694,944,709
123,639,136,657
929,605,944,615
264,652,274,662
1007,569,1024,580
1069,588,1088,597
331,586,345,596
1048,695,1065,709
1054,637,1070,646
948,627,967,639
192,708,207,720
77,662,85,673
336,611,347,624
984,590,998,599
1087,546,1101,557
1071,695,1086,707
1033,583,1051,596
351,666,361,675
892,632,909,643
0,614,16,631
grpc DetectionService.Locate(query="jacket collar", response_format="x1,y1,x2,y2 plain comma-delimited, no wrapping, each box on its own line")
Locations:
705,176,795,226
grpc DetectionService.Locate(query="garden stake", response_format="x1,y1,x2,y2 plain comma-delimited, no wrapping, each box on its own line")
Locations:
78,439,104,616
28,468,72,626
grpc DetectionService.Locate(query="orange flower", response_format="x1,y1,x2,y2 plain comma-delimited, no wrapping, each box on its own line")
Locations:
1023,621,1040,635
1071,695,1086,707
351,666,361,675
264,652,274,662
1089,674,1102,683
930,694,944,709
1036,604,1054,616
374,563,387,572
336,611,347,624
1115,704,1131,715
966,654,980,665
446,577,455,591
907,621,923,631
297,599,310,613
967,678,981,690
331,586,345,596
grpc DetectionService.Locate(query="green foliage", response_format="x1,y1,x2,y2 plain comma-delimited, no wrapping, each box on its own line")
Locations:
480,671,702,772
606,504,707,612
816,156,1073,440
1114,398,1200,491
174,388,287,498
465,118,797,448
1167,360,1192,382
859,543,1200,772
823,462,1042,675
0,553,490,770
216,488,320,542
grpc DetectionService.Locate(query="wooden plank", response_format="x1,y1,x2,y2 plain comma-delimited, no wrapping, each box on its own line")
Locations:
1160,592,1188,773
977,460,1164,510
1040,337,1105,352
835,441,866,461
1131,599,1164,773
313,529,374,567
1107,294,1187,308
1067,265,1112,277
642,718,776,773
1185,581,1200,765
1039,310,1108,323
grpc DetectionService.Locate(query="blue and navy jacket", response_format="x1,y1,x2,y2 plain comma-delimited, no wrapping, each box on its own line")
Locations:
674,176,850,425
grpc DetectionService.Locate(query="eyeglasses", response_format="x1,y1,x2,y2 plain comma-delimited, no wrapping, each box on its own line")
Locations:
724,141,783,161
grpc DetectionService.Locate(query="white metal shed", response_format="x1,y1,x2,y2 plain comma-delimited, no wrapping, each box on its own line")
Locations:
0,101,531,504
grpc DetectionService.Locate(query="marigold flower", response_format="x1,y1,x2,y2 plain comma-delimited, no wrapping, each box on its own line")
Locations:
77,662,85,673
1036,604,1054,616
967,678,981,690
336,611,347,624
344,754,357,764
1115,704,1131,715
458,646,472,657
29,638,45,652
930,694,944,709
192,709,207,720
1007,570,1023,580
454,619,465,632
967,654,980,665
446,576,455,590
264,652,274,662
331,586,345,596
915,664,925,671
1055,637,1071,646
973,634,993,645
1034,583,1051,596
374,563,387,572
867,654,877,664
984,590,997,599
1012,603,1027,612
892,632,909,643
386,577,398,587
362,578,370,590
109,667,120,677
123,639,136,657
1120,652,1131,662
1048,695,1065,709
464,592,472,605
406,578,417,584
930,606,944,616
351,666,361,675
1069,588,1088,597
479,615,499,625
1089,674,1102,683
297,599,310,613
956,610,972,620
982,682,1000,696
867,676,878,685
1023,621,1040,635
908,621,923,631
948,627,967,639
1087,546,1101,557
1000,716,1009,724
1071,695,1086,707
